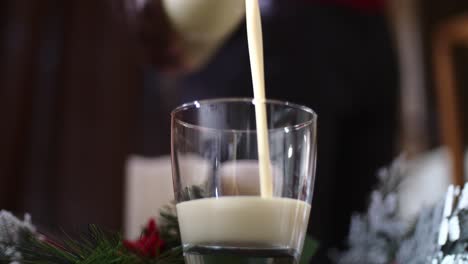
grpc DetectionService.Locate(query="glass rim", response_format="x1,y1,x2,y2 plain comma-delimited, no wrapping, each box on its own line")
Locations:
171,98,317,133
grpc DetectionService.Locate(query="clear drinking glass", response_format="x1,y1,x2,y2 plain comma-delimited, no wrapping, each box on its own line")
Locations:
171,98,317,264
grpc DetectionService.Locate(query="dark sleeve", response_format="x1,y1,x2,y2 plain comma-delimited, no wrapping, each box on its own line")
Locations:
302,0,386,12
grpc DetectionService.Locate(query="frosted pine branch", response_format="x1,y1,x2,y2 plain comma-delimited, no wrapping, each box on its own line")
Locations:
0,210,36,264
335,157,410,264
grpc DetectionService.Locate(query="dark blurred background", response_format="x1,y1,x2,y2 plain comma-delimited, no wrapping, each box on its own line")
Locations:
1,0,467,263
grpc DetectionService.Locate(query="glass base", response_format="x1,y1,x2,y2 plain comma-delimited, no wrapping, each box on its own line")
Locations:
184,245,299,264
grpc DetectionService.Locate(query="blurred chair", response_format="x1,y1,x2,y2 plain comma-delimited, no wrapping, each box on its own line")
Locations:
389,0,429,157
433,14,468,186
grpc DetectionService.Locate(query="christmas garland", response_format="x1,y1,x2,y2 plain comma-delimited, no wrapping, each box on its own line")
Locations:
0,205,184,264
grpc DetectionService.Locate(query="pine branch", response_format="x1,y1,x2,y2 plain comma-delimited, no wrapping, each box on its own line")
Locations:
15,225,183,264
334,157,410,264
0,204,185,264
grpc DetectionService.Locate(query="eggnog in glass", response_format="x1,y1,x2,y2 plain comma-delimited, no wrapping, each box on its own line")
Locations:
171,98,317,264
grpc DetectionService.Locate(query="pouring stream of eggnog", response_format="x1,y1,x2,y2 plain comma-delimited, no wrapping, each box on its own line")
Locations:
245,0,273,197
175,1,311,254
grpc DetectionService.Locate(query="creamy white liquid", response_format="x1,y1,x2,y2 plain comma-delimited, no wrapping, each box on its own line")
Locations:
177,197,311,251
